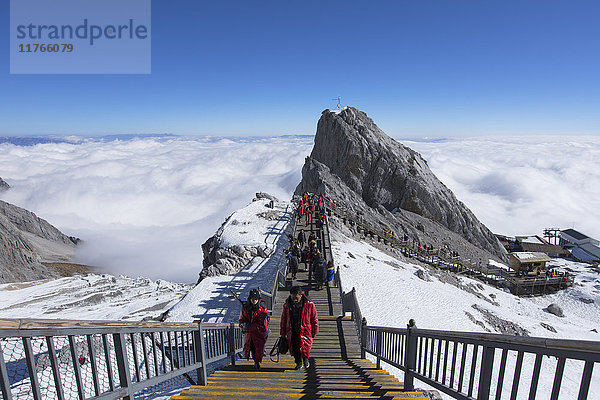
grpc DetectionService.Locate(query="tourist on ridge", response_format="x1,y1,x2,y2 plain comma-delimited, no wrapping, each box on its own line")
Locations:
308,240,318,281
298,229,306,250
280,286,318,370
313,250,327,290
239,289,269,370
288,248,299,280
326,261,335,286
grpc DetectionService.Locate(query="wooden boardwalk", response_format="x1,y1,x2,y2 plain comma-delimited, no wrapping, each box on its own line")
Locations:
172,209,427,399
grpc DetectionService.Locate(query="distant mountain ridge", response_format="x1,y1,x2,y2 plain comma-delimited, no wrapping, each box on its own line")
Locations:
0,134,315,147
296,107,507,262
0,134,178,146
0,199,80,283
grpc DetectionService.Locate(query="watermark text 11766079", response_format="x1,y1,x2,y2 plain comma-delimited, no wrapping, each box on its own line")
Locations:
19,44,74,53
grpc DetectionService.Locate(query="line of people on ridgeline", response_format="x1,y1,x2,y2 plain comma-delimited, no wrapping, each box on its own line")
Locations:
239,286,319,370
296,191,335,226
285,228,333,289
297,192,460,263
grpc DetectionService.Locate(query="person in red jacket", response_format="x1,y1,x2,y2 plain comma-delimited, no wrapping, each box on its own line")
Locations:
280,286,318,370
239,289,269,369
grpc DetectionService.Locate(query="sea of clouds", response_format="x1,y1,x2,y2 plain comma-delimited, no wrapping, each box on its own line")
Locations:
0,135,598,283
0,136,313,283
404,136,600,240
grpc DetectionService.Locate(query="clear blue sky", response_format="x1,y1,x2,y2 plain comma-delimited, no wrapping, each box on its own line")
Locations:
1,1,599,137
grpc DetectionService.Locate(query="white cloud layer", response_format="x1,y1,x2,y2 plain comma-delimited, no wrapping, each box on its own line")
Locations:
0,136,313,283
403,136,600,240
1,135,598,283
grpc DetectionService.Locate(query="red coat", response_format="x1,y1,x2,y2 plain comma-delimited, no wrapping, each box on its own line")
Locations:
280,295,318,358
239,304,269,362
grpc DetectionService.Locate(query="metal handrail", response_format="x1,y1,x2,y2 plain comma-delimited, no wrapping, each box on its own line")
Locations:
0,319,243,400
362,323,600,400
257,204,297,314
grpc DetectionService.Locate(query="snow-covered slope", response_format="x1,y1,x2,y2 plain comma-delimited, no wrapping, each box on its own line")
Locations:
0,274,190,321
332,228,600,340
330,225,600,398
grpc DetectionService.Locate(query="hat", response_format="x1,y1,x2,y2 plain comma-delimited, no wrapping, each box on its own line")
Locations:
249,289,261,300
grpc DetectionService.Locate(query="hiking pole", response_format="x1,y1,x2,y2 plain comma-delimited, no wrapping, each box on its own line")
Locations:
230,289,245,306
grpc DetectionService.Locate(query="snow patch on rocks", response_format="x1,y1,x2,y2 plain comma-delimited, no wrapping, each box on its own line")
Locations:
198,197,285,282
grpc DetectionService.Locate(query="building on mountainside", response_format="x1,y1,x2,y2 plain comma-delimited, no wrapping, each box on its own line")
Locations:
515,235,569,257
508,252,551,276
496,234,521,252
497,233,569,258
506,251,575,295
560,228,598,246
559,229,600,264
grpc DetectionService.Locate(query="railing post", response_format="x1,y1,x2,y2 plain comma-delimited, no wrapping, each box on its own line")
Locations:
194,322,208,386
0,340,13,400
360,317,367,359
113,333,133,400
229,322,236,366
376,329,382,369
404,319,417,392
477,345,495,400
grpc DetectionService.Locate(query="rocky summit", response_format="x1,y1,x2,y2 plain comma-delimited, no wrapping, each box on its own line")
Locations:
0,200,80,283
296,107,507,262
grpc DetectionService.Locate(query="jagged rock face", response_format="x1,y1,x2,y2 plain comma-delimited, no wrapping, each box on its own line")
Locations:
198,242,273,282
0,200,78,283
0,201,78,246
0,177,9,191
296,107,506,261
198,211,275,283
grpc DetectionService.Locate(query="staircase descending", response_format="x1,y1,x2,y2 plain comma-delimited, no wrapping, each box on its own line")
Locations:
172,209,427,399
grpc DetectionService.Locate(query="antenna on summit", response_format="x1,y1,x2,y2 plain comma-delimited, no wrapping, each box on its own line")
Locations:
331,96,341,109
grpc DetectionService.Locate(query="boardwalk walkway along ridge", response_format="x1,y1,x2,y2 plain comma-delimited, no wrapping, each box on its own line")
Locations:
172,202,428,399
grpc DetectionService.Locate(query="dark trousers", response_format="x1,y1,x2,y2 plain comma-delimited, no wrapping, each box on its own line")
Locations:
291,331,302,364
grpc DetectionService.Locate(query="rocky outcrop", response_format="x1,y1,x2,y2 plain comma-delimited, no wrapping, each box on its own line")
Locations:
254,192,279,202
472,304,530,336
0,200,79,283
197,212,275,283
0,177,9,191
198,242,273,282
296,107,507,262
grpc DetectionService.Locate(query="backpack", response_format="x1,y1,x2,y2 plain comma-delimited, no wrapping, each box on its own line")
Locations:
269,336,288,362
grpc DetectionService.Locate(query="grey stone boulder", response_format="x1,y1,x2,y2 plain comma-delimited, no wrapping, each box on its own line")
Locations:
415,269,432,282
546,303,564,317
540,322,557,333
257,244,274,258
